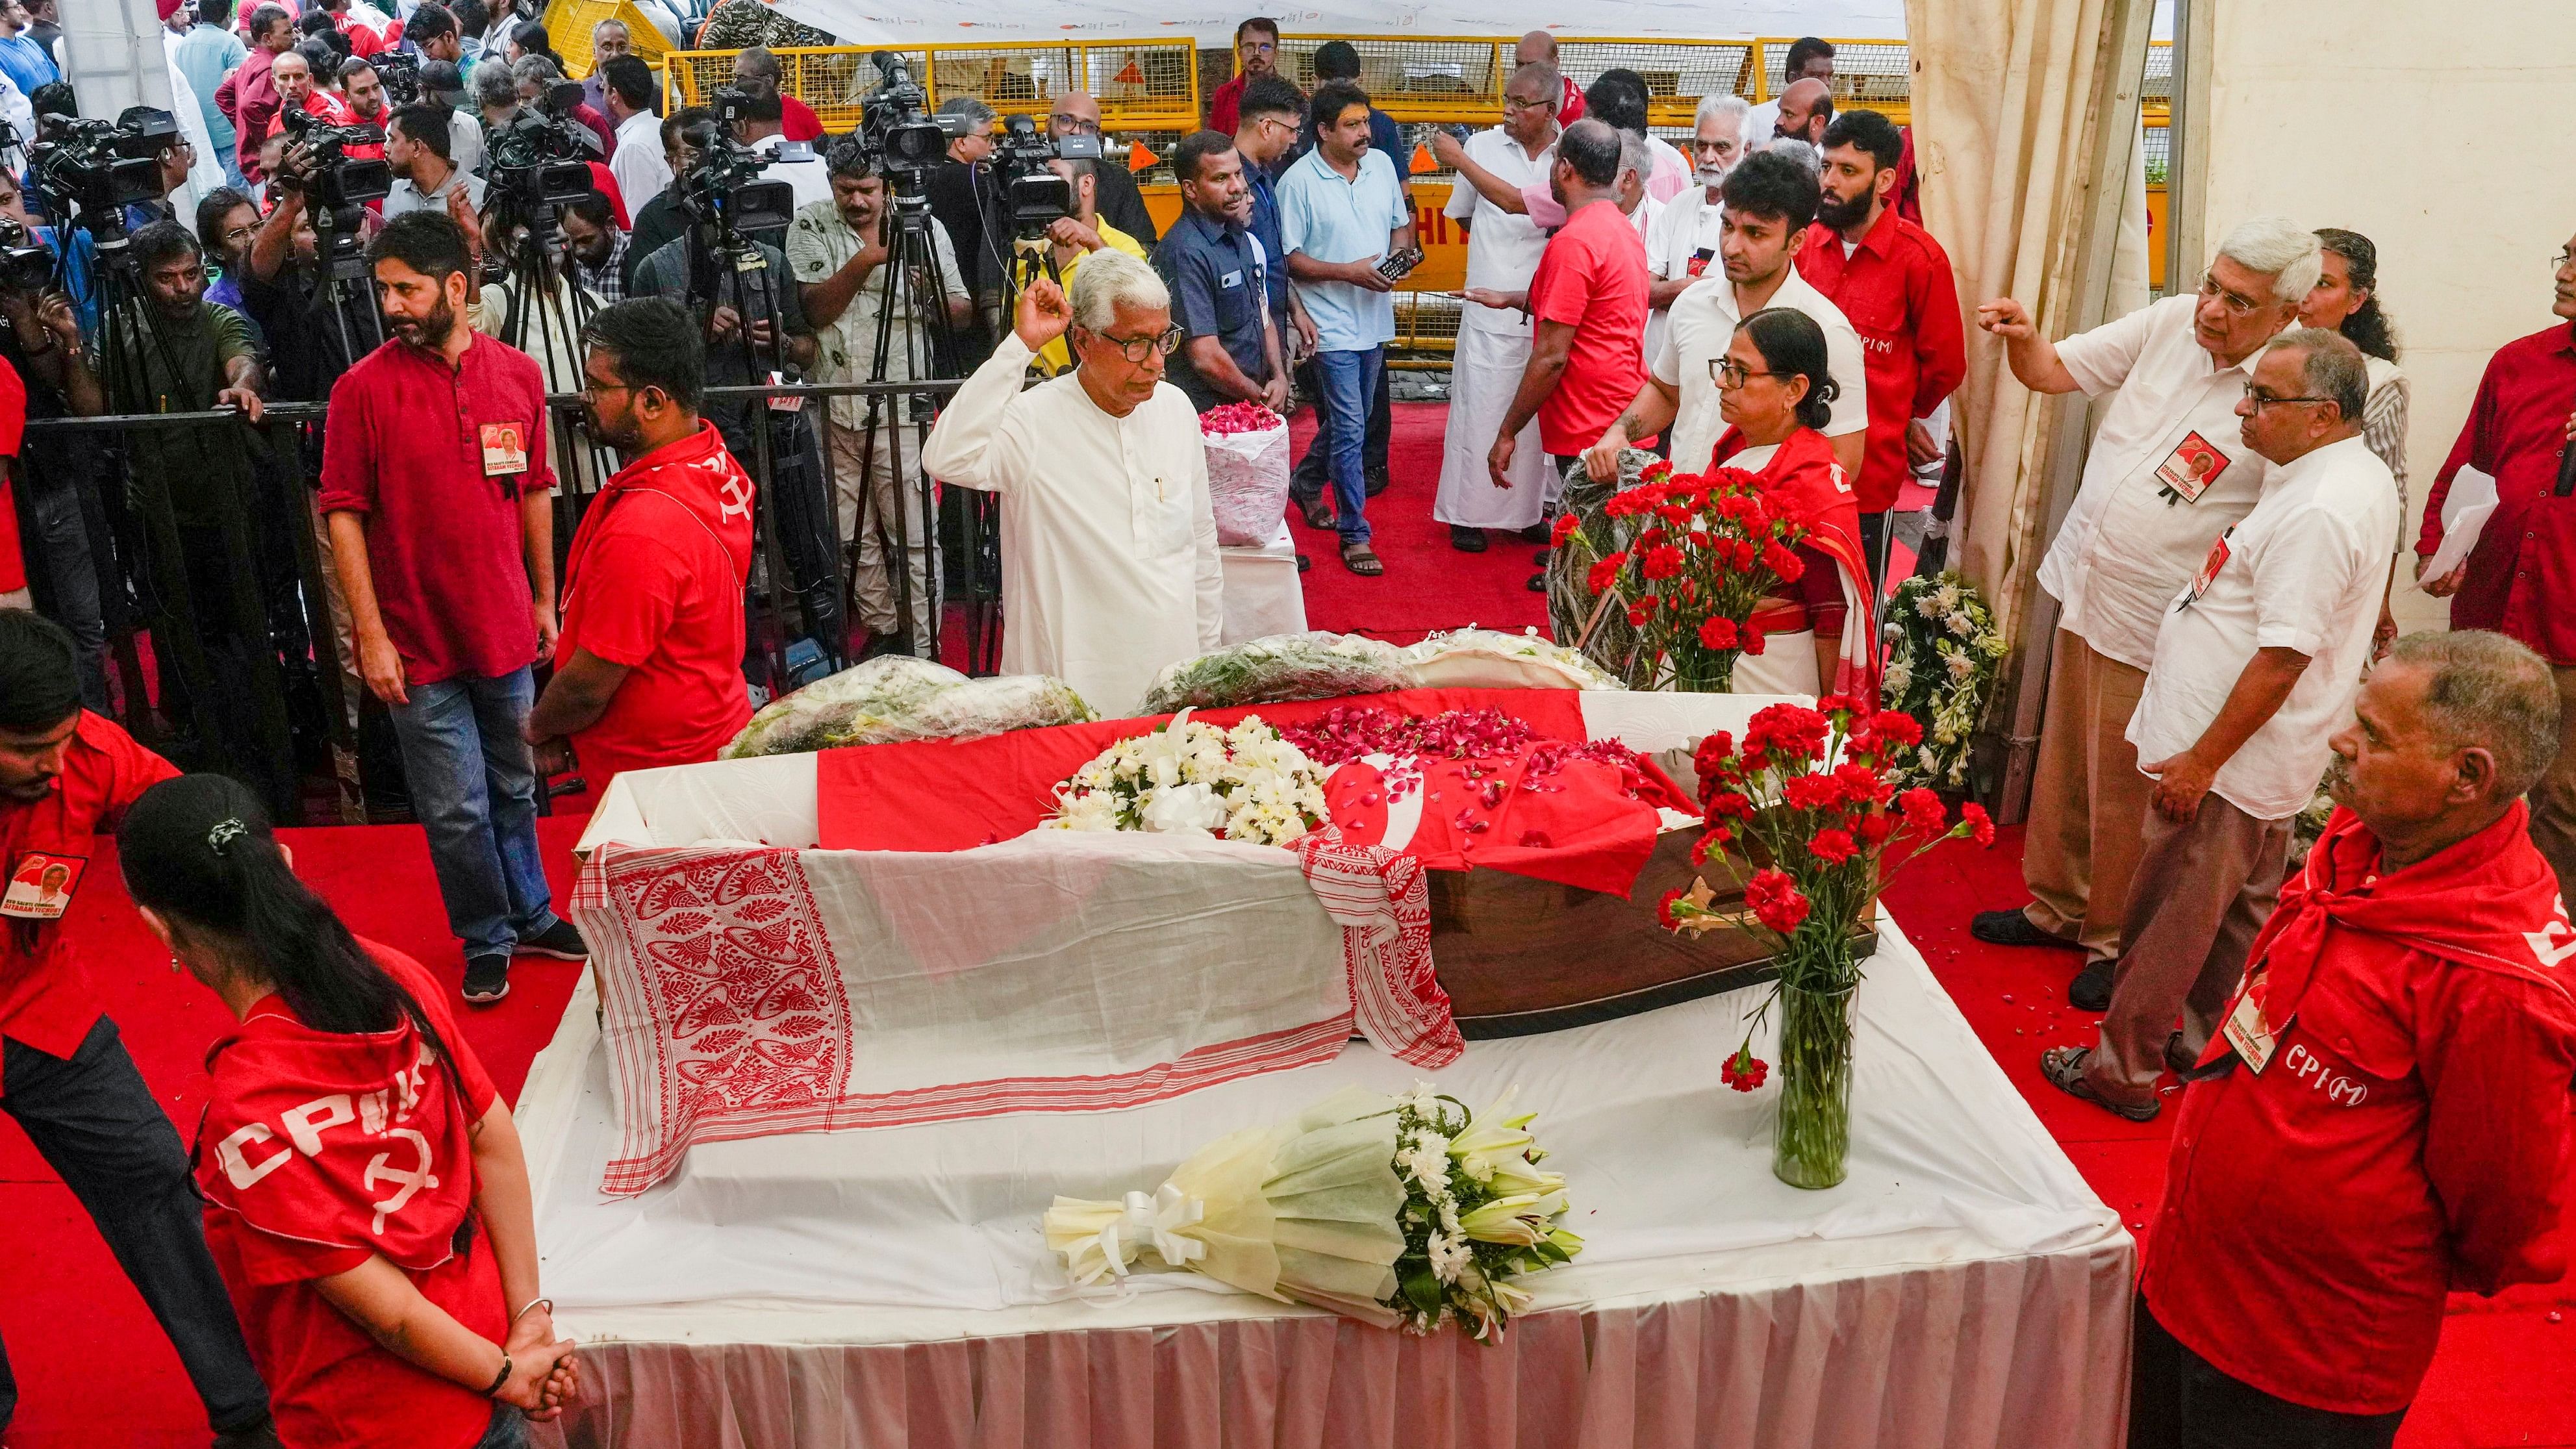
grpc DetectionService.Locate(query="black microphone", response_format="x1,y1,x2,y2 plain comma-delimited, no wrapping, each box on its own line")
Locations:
2557,433,2576,498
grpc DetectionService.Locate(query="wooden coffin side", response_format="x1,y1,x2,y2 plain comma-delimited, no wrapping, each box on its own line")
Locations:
1426,831,1878,1039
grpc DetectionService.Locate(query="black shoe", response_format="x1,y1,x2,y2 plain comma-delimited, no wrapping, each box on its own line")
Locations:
2068,957,2115,1013
462,953,511,1004
1969,907,2075,950
1365,470,1389,498
1532,547,1553,566
1450,525,1488,553
1526,572,1548,592
1296,553,1311,573
858,632,917,662
516,918,590,961
1516,522,1553,545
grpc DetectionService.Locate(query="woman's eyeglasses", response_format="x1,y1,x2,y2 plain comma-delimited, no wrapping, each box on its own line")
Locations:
1710,357,1777,388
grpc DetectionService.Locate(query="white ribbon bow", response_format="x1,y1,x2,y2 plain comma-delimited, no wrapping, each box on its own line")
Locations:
1092,1183,1206,1280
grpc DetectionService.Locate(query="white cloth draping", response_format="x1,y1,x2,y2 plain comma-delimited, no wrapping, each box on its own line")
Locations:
1216,518,1308,642
520,917,2130,1448
920,333,1226,718
1435,325,1552,530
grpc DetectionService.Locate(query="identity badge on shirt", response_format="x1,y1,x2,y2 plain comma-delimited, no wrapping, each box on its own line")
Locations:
2181,531,2231,608
1,851,87,921
1687,248,1713,279
2221,988,2277,1073
479,421,529,478
2154,430,2230,504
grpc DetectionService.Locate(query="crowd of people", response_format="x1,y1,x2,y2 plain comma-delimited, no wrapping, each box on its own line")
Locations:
0,8,2571,1449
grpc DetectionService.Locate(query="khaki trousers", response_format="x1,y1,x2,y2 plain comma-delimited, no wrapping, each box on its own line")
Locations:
826,416,938,647
2531,665,2576,906
2082,792,2290,1107
2022,627,2154,963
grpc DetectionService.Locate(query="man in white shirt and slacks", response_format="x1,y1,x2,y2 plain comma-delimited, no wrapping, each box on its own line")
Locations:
1968,217,2319,981
2041,331,2400,1120
920,252,1224,718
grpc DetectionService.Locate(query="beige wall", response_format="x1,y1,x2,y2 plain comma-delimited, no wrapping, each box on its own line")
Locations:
2199,0,2576,631
2195,3,2576,633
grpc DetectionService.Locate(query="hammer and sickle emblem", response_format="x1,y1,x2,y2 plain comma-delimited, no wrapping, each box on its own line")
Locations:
362,1128,441,1235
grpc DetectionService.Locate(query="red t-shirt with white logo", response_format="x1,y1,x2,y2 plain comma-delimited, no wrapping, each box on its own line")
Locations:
197,948,507,1449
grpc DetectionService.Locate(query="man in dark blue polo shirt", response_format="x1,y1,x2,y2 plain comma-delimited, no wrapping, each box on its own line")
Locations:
1154,131,1286,416
1231,75,1311,366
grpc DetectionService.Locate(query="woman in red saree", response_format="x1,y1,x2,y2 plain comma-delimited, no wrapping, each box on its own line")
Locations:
118,775,577,1449
1706,307,1877,696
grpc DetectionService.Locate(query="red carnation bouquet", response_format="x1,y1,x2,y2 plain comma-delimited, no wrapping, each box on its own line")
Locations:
1660,696,1993,1189
1200,401,1285,436
1558,460,1810,691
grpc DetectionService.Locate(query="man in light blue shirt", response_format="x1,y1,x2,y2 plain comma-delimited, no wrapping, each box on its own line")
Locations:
0,0,53,103
175,0,251,188
1277,79,1412,575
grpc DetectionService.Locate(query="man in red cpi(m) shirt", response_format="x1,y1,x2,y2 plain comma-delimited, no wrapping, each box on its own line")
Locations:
2134,629,2576,1447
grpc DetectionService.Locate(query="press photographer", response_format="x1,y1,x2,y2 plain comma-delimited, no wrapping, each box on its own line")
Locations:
620,104,711,296
727,89,827,214
0,197,108,707
1027,153,1144,375
248,101,392,399
787,135,969,659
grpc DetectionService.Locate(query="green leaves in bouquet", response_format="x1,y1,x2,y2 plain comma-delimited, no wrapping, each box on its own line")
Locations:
1557,457,1812,692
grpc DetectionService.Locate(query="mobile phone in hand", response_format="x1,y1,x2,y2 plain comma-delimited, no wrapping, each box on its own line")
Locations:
1374,247,1424,283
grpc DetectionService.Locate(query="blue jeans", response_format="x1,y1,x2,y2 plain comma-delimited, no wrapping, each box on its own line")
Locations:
16,467,108,710
1308,347,1383,547
386,666,559,958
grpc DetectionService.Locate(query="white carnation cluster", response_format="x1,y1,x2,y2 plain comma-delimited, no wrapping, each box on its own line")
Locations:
1043,711,1329,847
1884,573,2009,791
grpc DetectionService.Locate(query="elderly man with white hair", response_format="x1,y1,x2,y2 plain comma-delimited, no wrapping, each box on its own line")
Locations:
1968,216,2321,985
1645,93,1749,345
921,251,1224,716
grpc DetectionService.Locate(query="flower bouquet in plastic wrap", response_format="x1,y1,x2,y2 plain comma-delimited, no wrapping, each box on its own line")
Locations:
1044,1083,1580,1339
1201,401,1291,547
721,656,1094,758
1400,627,1624,692
1042,709,1328,846
1140,632,1417,714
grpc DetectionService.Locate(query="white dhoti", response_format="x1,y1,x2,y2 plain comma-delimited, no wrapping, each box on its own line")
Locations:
1727,633,1821,694
1434,326,1553,531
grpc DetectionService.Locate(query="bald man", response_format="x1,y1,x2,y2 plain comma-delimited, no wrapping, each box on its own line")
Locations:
1517,30,1585,122
1772,77,1834,155
1048,90,1159,244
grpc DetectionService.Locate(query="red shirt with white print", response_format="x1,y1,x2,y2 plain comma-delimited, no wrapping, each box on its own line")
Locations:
2142,802,2576,1415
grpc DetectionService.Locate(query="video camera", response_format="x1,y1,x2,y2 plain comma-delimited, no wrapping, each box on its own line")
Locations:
370,50,423,108
30,108,180,240
485,107,595,210
278,104,392,210
853,53,961,179
0,214,55,294
676,97,796,240
990,112,1102,237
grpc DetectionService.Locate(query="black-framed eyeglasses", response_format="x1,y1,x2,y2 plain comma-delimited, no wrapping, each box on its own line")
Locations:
2241,383,2332,412
1502,94,1556,114
1710,357,1776,388
1091,324,1183,362
580,376,635,401
2197,271,2264,317
1050,115,1102,135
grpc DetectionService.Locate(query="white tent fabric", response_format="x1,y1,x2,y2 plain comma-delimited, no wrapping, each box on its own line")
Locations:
772,0,1905,48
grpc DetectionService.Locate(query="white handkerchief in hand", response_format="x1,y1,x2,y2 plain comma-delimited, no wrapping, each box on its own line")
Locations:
2423,466,2497,583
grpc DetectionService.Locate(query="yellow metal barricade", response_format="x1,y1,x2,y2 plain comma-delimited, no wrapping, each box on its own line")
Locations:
538,0,675,79
662,40,1200,137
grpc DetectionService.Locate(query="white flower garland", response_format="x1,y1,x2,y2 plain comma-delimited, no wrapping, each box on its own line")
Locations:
1880,573,2008,791
1043,710,1330,848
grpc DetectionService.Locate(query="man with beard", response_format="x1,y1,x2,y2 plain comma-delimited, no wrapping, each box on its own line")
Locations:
1202,16,1278,136
1743,36,1833,160
1645,94,1750,355
380,102,484,220
318,210,588,1005
2128,628,2576,1439
335,54,390,160
0,610,281,1448
1794,108,1964,571
525,299,754,792
2040,331,2399,1122
1152,131,1283,417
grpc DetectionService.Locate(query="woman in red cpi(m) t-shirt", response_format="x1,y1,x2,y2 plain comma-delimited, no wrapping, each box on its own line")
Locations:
119,775,579,1449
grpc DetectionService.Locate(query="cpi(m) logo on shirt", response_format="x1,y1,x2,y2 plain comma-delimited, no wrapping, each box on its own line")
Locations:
2527,901,2576,971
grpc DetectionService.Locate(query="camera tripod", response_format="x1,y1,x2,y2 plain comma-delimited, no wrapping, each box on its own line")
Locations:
679,212,846,694
483,192,618,491
85,224,305,817
840,171,963,667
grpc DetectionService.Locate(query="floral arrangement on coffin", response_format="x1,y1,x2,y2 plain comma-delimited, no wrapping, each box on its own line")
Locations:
1044,1083,1580,1340
1556,460,1807,691
1042,710,1329,847
1280,704,1665,803
1879,573,2008,791
1661,698,1994,1189
1140,633,1417,714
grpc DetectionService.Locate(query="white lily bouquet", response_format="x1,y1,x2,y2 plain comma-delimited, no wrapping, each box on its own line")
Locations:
1043,1084,1581,1340
1042,710,1329,848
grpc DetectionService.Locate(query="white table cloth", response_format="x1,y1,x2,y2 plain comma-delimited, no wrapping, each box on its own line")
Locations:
1217,517,1309,644
521,918,2133,1448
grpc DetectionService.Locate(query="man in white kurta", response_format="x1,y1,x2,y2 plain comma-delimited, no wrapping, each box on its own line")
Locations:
920,258,1225,718
1433,64,1559,548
